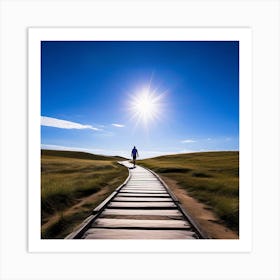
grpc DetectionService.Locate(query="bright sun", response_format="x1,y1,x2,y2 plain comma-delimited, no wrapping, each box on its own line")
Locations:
129,87,165,126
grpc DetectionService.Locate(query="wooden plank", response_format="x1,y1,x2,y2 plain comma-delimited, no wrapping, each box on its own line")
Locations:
99,215,185,221
123,190,165,193
123,188,164,191
123,184,162,187
101,209,182,216
126,182,162,185
83,228,196,239
101,214,184,220
125,183,163,188
116,193,169,197
91,218,190,229
122,188,165,191
129,179,159,182
124,184,164,187
92,190,117,213
113,197,173,202
128,182,159,184
130,178,157,179
65,214,97,239
125,184,163,187
128,181,159,183
131,174,152,176
128,177,159,179
119,190,167,194
130,177,157,179
126,181,162,184
108,202,176,208
129,176,157,178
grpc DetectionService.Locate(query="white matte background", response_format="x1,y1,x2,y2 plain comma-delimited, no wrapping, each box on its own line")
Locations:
0,0,279,280
28,27,252,253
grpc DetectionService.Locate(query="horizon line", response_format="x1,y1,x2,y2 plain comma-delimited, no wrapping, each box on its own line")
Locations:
41,146,239,160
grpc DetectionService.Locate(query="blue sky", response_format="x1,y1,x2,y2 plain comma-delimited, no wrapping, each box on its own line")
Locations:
41,41,239,159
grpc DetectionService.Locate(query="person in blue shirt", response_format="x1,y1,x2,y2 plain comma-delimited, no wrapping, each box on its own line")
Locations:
131,146,139,167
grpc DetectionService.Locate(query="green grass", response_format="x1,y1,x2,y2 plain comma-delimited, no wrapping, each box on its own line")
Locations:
138,151,239,232
41,150,128,238
41,149,127,161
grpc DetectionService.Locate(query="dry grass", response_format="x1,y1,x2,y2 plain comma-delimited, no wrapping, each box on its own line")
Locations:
41,150,128,238
138,151,239,232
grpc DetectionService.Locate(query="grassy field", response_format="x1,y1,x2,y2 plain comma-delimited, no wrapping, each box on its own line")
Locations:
138,151,239,232
41,150,128,239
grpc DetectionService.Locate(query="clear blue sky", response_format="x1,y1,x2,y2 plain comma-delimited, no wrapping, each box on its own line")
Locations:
41,41,239,159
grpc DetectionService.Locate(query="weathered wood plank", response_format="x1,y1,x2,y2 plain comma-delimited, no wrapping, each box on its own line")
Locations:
125,186,164,189
126,181,162,184
125,185,163,188
101,209,181,216
119,190,167,194
124,184,164,188
101,214,184,220
108,202,176,208
83,228,196,239
128,177,160,179
123,188,164,191
122,185,164,188
116,193,169,197
113,197,173,202
122,188,165,191
129,180,159,182
126,182,163,185
91,218,190,229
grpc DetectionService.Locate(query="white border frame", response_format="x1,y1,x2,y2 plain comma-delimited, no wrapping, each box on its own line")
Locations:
1,1,279,279
28,27,252,253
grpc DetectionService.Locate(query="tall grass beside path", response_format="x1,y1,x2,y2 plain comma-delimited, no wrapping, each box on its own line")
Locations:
138,151,239,232
41,150,128,238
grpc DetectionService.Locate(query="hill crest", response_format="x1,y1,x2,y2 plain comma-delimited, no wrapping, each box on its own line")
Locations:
41,149,127,161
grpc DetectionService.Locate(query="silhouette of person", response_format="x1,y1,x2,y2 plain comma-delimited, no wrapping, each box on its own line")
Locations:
131,146,139,168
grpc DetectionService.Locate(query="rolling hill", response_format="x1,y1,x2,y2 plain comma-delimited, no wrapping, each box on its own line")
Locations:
41,149,127,161
138,151,239,232
41,149,128,238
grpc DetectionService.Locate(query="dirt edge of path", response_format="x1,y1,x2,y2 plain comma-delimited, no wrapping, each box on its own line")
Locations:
160,175,239,239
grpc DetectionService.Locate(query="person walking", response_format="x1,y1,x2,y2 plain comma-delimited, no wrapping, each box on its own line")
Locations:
131,146,139,168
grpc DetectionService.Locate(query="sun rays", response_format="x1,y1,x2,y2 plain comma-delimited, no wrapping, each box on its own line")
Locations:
128,85,166,130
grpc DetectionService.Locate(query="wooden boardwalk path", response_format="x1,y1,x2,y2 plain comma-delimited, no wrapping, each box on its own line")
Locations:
66,161,206,239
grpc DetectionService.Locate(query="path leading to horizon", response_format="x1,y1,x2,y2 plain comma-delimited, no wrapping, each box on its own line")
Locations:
67,161,204,239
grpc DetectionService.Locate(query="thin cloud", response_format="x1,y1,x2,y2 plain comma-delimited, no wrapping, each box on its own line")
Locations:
112,123,125,128
41,144,105,153
180,149,196,153
41,144,126,157
181,139,196,143
41,116,101,131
